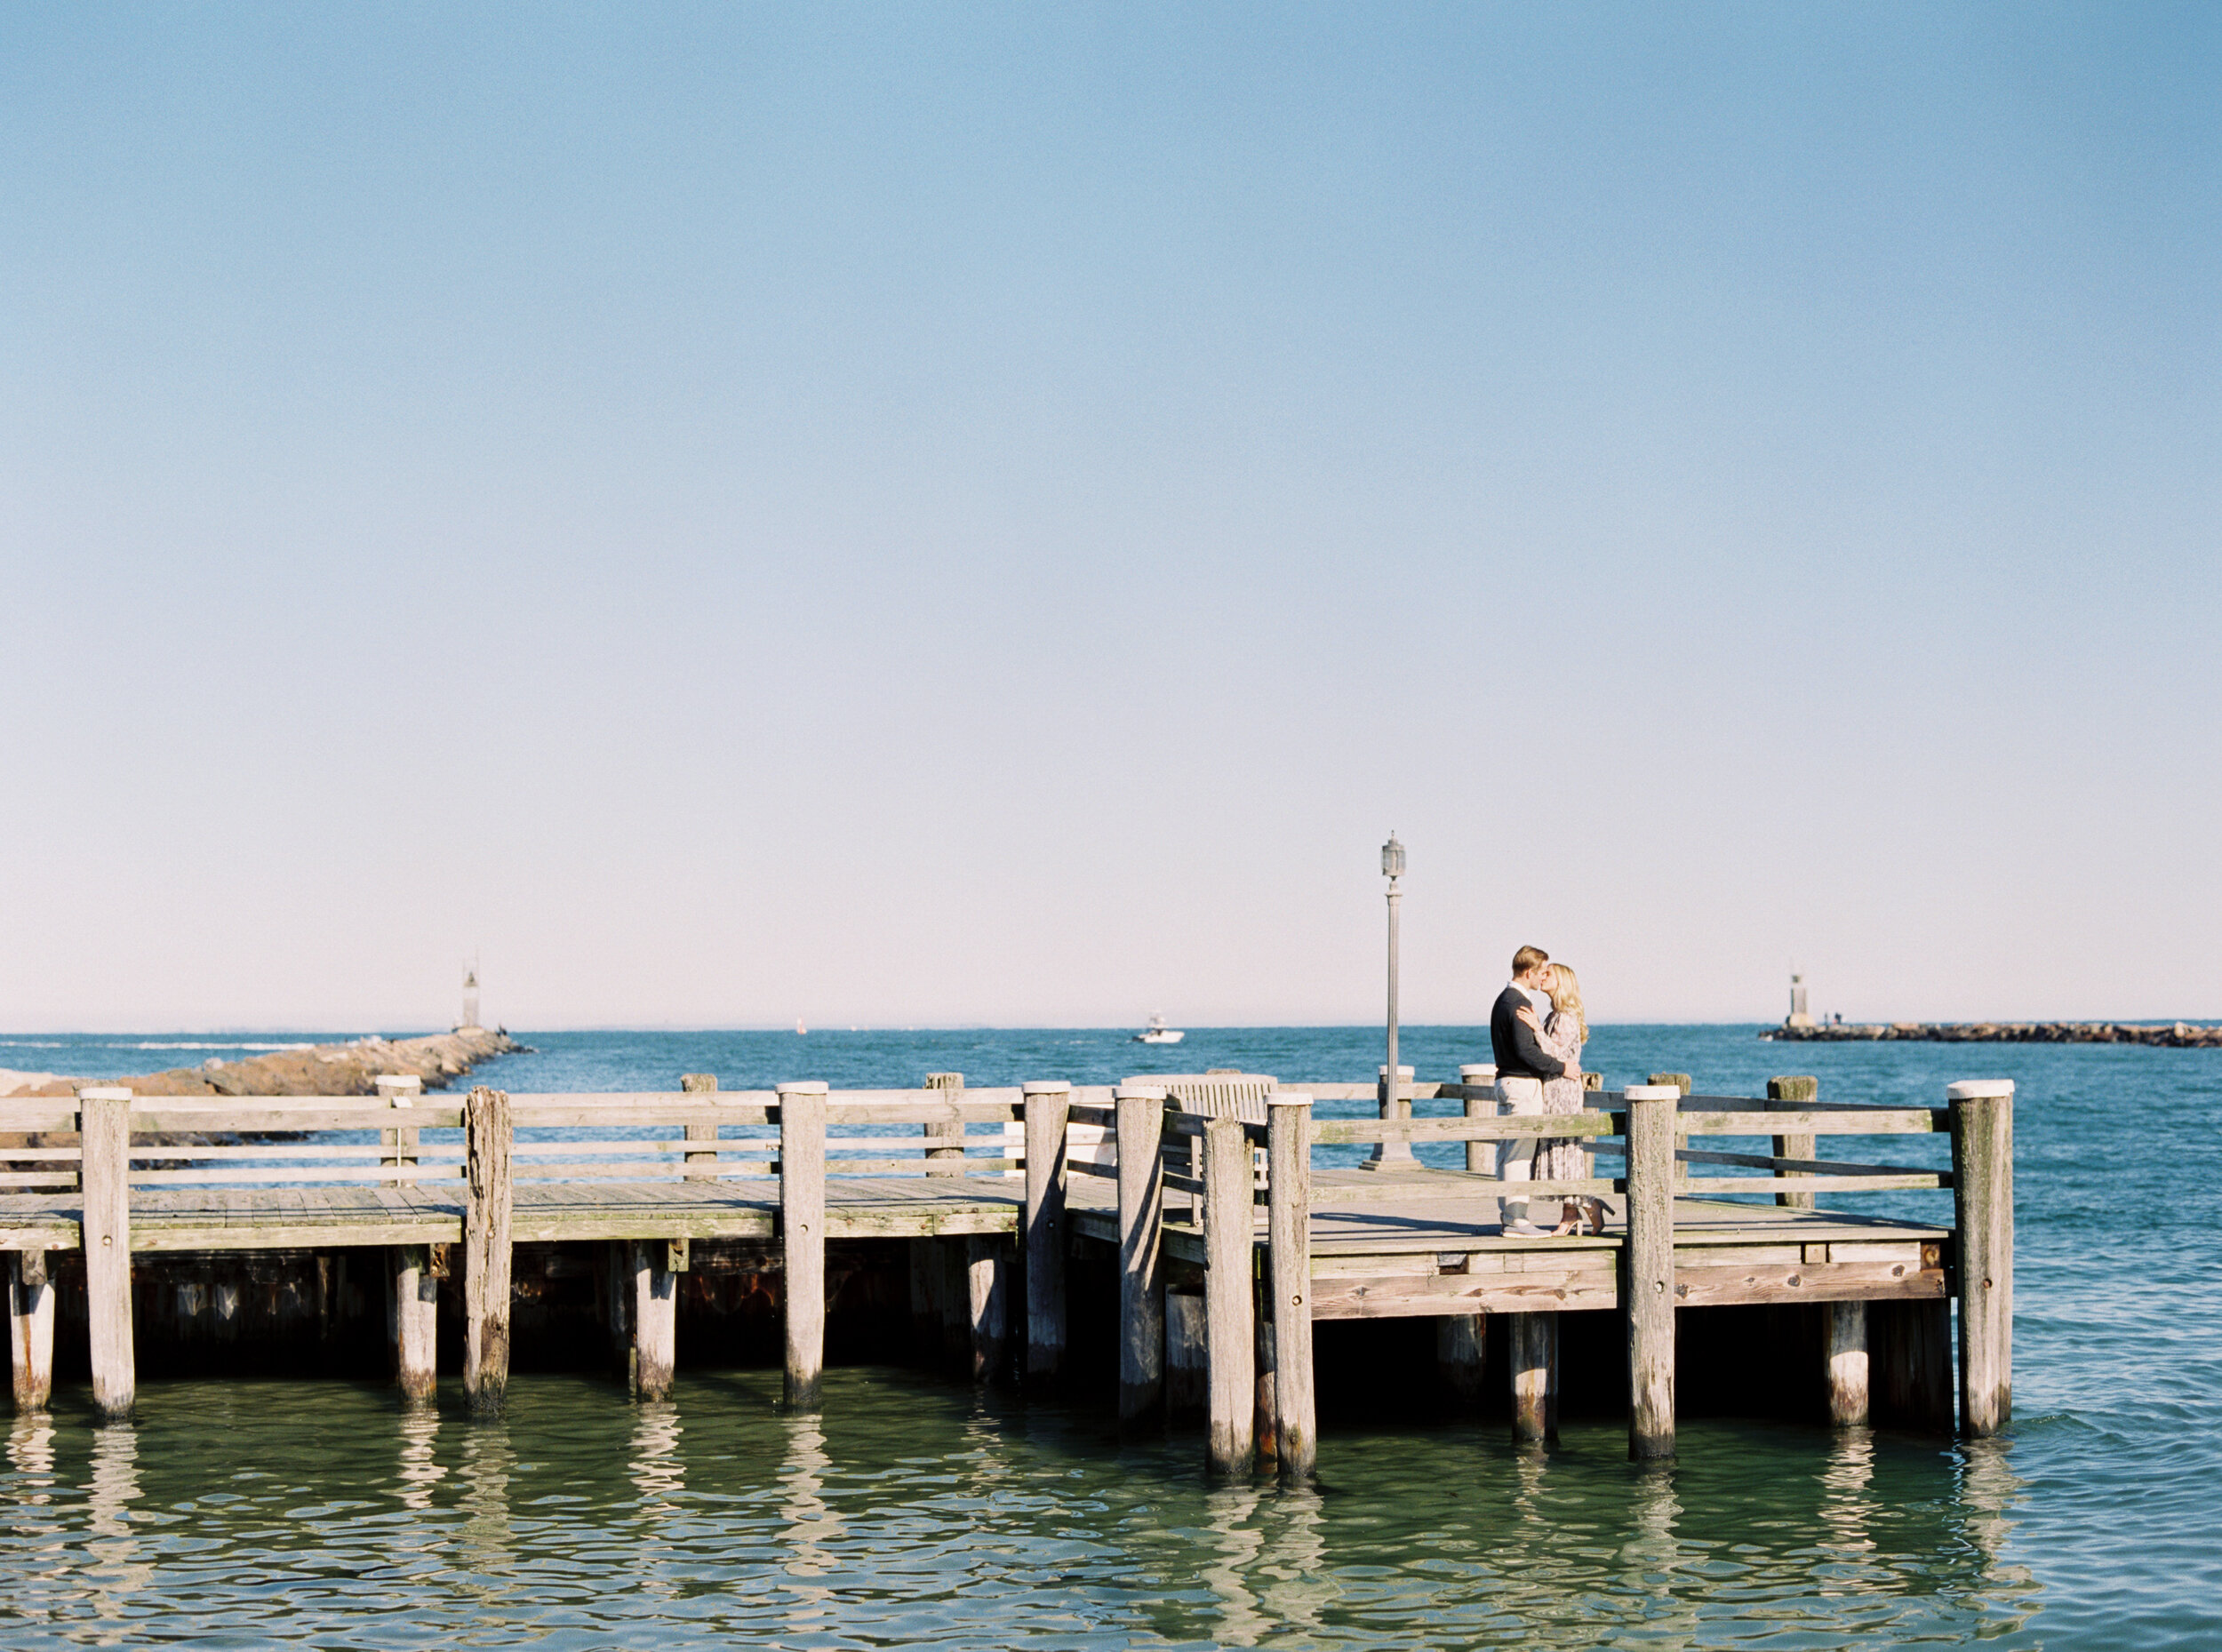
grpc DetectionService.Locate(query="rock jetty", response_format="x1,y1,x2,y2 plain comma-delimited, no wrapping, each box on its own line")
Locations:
7,1026,524,1098
1767,1021,2221,1047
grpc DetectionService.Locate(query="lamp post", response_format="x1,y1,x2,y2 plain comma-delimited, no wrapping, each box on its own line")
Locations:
1364,833,1416,1169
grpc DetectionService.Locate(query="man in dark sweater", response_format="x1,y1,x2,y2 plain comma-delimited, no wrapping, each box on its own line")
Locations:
1490,945,1566,1235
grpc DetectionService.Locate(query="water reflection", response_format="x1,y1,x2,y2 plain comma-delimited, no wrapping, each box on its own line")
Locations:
395,1405,444,1513
1199,1480,1268,1645
455,1424,516,1619
779,1420,841,1634
7,1413,57,1513
83,1426,150,1642
1253,1485,1333,1639
629,1401,683,1513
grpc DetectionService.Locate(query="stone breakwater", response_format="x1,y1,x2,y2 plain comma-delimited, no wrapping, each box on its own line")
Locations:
7,1026,524,1098
1766,1021,2222,1047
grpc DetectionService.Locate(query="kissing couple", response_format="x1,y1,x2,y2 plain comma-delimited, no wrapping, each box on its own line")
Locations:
1488,944,1604,1238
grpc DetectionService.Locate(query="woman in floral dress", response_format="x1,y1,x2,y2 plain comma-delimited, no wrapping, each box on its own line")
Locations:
1521,963,1603,1235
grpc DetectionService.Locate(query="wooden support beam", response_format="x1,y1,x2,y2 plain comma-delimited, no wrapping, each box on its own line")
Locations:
606,1241,633,1383
1510,1312,1558,1442
1624,1083,1679,1460
1023,1081,1070,1385
1203,1114,1256,1477
631,1239,677,1400
377,1074,422,1186
462,1085,513,1417
1437,1314,1485,1407
1166,1290,1206,1419
1267,1095,1316,1480
79,1087,134,1422
1874,1297,1954,1432
924,1072,965,1177
779,1081,828,1410
908,1238,942,1357
10,1248,54,1413
1950,1079,2014,1438
1115,1084,1167,1426
964,1234,1008,1383
681,1072,718,1180
1649,1073,1691,1187
392,1244,437,1403
939,1238,970,1367
1458,1065,1495,1173
1825,1299,1869,1425
1768,1075,1818,1209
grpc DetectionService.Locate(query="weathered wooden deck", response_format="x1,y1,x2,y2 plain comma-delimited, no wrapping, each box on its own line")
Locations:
0,1067,2010,1479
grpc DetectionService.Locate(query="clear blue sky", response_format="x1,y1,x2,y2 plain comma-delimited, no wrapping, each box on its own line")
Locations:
2,4,2215,1030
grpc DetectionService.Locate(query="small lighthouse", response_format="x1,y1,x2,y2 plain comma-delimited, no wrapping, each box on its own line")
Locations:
1786,972,1814,1029
462,961,482,1031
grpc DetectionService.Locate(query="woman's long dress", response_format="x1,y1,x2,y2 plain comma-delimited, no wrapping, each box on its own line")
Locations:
1535,1011,1588,1187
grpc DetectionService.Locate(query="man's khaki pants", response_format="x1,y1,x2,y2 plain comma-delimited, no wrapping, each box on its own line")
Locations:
1494,1076,1543,1227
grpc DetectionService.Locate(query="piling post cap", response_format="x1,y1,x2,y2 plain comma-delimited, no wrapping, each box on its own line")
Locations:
776,1081,830,1097
1624,1084,1682,1102
1377,1065,1415,1079
1459,1064,1497,1081
75,1086,132,1102
1946,1080,2015,1101
1268,1092,1314,1108
1113,1084,1168,1102
375,1074,424,1097
1022,1080,1073,1096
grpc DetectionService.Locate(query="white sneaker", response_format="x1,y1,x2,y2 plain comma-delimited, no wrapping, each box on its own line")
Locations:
1502,1219,1550,1238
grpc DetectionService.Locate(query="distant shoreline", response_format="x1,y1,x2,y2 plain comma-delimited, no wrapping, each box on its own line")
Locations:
1767,1021,2220,1047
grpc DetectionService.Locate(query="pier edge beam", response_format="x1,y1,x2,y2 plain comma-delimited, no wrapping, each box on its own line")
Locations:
1115,1085,1168,1427
779,1081,829,1411
77,1086,135,1422
1202,1115,1257,1477
462,1086,514,1417
1023,1081,1071,1385
392,1245,437,1403
10,1247,54,1414
1949,1079,2014,1438
1267,1095,1316,1480
1623,1084,1680,1460
1767,1075,1818,1209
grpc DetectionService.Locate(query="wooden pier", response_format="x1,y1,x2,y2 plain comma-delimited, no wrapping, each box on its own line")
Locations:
0,1068,2010,1472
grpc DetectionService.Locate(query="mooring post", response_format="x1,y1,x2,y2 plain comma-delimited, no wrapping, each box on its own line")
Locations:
779,1081,829,1411
923,1072,966,1175
1267,1094,1316,1480
1767,1075,1818,1210
1459,1064,1496,1173
964,1233,1009,1383
1949,1079,2014,1438
377,1074,423,1185
1649,1073,1691,1186
462,1085,514,1417
1115,1084,1168,1427
1202,1114,1257,1476
1825,1300,1869,1425
10,1247,54,1414
1511,1312,1559,1443
391,1245,437,1403
1022,1081,1071,1385
1623,1084,1680,1460
681,1072,718,1181
925,1073,970,1369
76,1086,135,1422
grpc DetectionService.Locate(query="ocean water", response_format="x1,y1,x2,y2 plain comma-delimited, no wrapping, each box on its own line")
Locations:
4,1025,2217,1649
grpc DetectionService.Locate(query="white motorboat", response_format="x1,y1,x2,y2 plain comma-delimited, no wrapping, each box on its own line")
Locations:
1132,1014,1185,1045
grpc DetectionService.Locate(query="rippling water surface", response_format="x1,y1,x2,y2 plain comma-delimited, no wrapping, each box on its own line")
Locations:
4,1025,2216,1648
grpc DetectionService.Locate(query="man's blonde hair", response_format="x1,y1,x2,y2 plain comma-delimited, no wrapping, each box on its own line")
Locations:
1511,945,1550,978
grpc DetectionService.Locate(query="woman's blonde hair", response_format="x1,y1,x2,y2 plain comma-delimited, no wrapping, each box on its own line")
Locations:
1547,963,1587,1043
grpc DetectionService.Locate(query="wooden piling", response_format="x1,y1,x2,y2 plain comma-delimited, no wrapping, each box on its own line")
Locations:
377,1073,422,1185
1267,1095,1315,1480
631,1240,677,1400
1166,1291,1206,1418
1437,1315,1485,1407
1459,1065,1495,1173
1202,1115,1256,1476
10,1249,54,1413
681,1072,718,1180
780,1081,828,1411
1825,1300,1868,1425
1767,1075,1818,1209
1115,1084,1167,1425
462,1085,513,1417
77,1087,134,1421
964,1234,1008,1382
1649,1073,1691,1186
1510,1312,1558,1442
1023,1081,1071,1385
1624,1083,1680,1459
924,1072,966,1175
392,1245,437,1402
1949,1079,2014,1438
